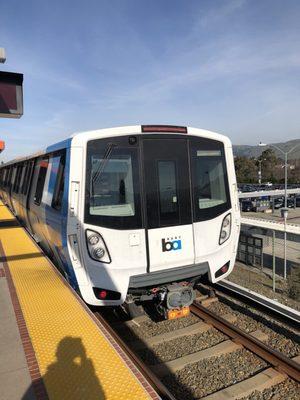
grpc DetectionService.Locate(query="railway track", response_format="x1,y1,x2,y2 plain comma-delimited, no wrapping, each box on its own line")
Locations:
94,295,300,399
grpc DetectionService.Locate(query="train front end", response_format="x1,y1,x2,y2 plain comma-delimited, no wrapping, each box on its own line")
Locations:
67,125,240,318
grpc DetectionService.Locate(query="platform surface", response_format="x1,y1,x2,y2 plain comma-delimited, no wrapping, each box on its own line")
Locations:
0,202,159,400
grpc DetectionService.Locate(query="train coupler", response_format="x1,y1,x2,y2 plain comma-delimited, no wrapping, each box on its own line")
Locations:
156,283,196,320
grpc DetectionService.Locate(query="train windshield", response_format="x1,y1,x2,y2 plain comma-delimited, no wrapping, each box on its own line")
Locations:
190,137,230,221
85,135,231,229
85,137,142,229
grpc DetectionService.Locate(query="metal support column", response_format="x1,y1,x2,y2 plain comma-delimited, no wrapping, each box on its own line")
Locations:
272,230,276,292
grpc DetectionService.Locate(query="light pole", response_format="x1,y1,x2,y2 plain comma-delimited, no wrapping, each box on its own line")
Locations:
255,158,266,185
259,141,300,279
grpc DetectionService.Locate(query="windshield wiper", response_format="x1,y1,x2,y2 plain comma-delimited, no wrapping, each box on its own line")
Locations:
90,143,116,206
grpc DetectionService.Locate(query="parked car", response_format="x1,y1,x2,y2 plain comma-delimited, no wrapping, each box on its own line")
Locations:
241,200,255,212
273,198,284,209
287,197,296,208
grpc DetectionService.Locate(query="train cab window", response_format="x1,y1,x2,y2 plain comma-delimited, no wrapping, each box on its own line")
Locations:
190,138,231,221
34,158,49,205
52,153,65,211
85,138,142,229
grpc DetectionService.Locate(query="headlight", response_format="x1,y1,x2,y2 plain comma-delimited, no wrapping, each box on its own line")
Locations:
219,213,231,245
86,230,111,263
88,235,100,245
93,247,105,259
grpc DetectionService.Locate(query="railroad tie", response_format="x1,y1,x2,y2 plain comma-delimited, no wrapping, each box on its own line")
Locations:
201,355,299,399
152,340,242,378
132,321,211,351
201,367,287,400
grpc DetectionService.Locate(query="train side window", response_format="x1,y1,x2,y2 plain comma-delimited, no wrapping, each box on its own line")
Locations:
4,168,8,186
14,166,19,192
52,154,65,211
13,165,23,193
34,158,49,205
8,168,13,187
11,167,17,192
19,165,26,193
3,169,7,186
12,167,17,192
0,169,4,185
22,161,34,195
21,163,29,194
4,168,9,186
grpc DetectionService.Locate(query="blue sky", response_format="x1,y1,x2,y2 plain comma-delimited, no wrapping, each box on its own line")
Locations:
0,0,300,160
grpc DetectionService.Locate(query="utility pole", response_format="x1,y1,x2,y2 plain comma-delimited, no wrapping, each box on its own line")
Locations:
255,158,266,185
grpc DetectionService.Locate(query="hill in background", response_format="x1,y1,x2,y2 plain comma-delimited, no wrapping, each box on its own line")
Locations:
233,139,300,159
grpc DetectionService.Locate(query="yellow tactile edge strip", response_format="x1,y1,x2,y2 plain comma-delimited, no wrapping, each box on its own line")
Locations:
0,202,159,400
0,239,49,400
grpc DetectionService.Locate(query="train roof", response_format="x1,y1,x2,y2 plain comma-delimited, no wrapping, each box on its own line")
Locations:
0,125,232,167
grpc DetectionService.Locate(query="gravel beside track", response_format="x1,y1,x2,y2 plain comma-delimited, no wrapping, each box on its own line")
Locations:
241,378,300,400
206,299,300,357
227,262,300,311
137,328,227,364
162,348,267,400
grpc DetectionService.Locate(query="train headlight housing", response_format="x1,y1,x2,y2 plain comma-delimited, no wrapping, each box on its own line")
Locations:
93,247,105,259
88,234,100,246
86,230,111,263
219,213,231,245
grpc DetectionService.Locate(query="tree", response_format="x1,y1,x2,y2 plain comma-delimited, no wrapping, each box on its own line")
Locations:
234,156,257,183
257,149,279,183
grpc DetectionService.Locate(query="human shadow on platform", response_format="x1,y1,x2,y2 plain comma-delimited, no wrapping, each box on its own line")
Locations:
22,336,105,400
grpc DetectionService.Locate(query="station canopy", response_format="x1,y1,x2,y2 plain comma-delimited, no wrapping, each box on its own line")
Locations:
0,71,23,118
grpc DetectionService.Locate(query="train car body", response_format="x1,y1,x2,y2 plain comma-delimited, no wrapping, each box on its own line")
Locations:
0,125,240,316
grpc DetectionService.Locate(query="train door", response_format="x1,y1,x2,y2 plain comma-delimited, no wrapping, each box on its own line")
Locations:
42,151,66,267
11,164,23,216
8,166,17,213
142,137,195,272
27,157,51,249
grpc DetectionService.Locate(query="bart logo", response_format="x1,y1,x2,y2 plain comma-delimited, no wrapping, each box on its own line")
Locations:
162,237,182,252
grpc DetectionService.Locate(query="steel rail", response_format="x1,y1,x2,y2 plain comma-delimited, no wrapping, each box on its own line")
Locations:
191,302,300,382
214,280,300,326
94,312,176,400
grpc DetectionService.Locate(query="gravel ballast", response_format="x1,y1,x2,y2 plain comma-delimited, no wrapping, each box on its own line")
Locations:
137,328,227,364
119,314,200,342
163,348,268,399
241,377,300,400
